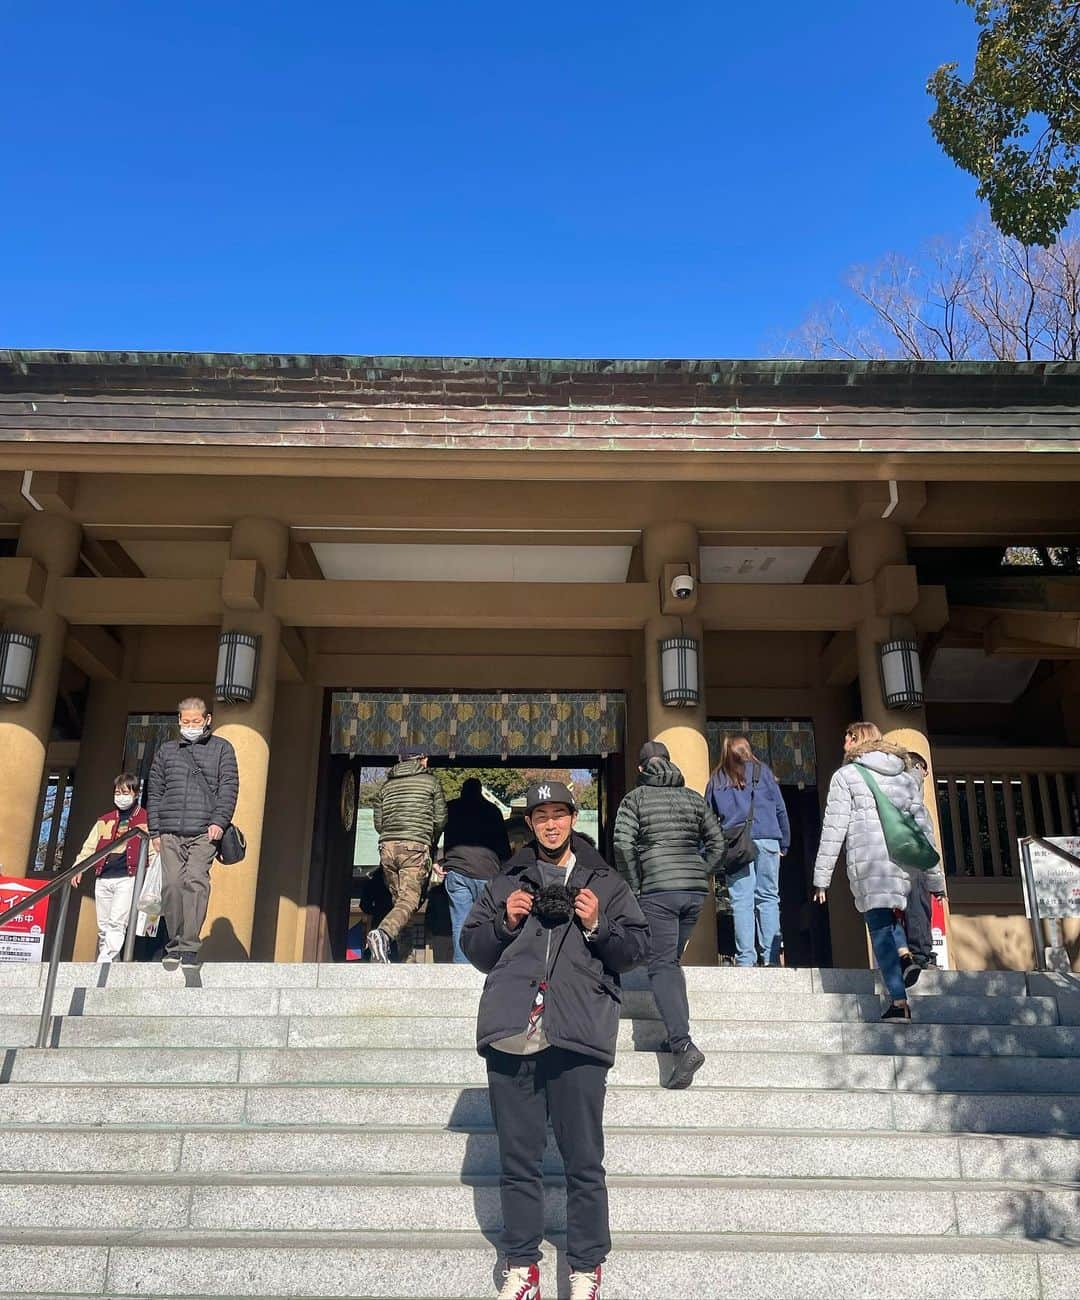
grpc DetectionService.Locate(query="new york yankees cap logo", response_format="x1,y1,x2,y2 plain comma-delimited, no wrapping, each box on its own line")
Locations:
525,780,576,814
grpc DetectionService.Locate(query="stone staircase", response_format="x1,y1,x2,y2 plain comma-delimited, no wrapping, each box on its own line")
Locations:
0,961,1078,1299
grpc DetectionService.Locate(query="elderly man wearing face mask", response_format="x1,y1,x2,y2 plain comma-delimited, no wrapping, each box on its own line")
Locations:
146,696,239,968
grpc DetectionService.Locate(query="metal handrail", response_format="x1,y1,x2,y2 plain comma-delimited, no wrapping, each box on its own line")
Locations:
0,827,151,1047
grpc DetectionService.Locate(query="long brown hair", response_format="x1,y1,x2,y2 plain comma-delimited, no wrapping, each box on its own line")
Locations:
712,734,755,790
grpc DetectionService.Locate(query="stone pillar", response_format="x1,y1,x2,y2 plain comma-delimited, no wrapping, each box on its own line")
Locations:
0,512,81,876
641,522,715,963
203,518,288,959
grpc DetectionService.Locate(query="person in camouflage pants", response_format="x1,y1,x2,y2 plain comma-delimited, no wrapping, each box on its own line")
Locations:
368,746,448,962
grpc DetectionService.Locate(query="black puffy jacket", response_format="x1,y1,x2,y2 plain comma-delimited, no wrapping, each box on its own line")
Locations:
461,833,649,1066
146,733,239,837
612,757,725,894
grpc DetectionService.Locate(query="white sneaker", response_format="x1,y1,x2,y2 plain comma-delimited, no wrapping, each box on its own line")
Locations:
569,1265,602,1299
366,927,391,963
497,1263,540,1299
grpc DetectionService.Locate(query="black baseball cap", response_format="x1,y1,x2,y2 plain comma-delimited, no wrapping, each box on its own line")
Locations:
638,740,670,765
525,780,577,814
398,744,427,761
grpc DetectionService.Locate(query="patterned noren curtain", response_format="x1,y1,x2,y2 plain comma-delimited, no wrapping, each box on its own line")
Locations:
706,718,817,790
123,714,180,792
332,692,626,760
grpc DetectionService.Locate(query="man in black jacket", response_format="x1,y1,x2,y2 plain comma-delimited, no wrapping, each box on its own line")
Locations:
461,781,649,1300
438,777,512,963
147,696,238,968
613,740,725,1089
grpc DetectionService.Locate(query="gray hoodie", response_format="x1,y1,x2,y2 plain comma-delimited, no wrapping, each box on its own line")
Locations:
813,741,944,912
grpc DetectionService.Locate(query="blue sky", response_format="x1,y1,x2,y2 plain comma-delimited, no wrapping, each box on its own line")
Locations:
1,2,984,357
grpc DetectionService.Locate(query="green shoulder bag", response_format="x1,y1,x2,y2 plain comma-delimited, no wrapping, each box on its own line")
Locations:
856,765,940,873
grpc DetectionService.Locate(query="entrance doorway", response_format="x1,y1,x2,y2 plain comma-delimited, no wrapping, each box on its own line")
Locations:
307,690,626,961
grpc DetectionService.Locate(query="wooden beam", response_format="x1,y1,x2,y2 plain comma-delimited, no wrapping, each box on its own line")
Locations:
276,580,657,630
820,632,858,686
312,652,633,691
80,538,144,578
287,540,324,581
912,585,949,633
873,564,919,616
222,559,265,611
57,577,221,625
23,471,76,513
0,557,46,608
51,574,878,632
64,625,123,680
698,582,864,631
278,625,308,682
804,545,849,586
985,613,1080,655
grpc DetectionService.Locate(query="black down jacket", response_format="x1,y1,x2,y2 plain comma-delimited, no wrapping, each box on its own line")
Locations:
146,733,239,837
612,756,726,894
373,760,448,846
461,833,649,1066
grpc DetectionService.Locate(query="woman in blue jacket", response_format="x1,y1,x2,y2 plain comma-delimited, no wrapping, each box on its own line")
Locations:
706,734,791,966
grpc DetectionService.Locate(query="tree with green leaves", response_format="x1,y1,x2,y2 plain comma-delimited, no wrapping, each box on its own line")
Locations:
928,1,1080,246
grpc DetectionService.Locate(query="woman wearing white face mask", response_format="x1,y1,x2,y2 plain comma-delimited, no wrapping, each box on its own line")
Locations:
72,773,152,962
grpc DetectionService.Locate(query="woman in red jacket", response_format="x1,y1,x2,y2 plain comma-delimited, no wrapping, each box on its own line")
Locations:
72,772,150,962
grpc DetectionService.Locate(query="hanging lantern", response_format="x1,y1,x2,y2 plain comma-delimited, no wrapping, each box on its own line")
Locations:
0,630,38,703
659,636,700,707
879,638,923,710
216,631,260,704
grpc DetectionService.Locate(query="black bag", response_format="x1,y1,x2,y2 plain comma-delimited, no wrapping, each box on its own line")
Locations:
720,762,760,872
181,748,246,865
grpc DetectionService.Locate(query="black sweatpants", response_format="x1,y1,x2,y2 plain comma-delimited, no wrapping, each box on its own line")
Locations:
486,1046,610,1271
904,869,935,965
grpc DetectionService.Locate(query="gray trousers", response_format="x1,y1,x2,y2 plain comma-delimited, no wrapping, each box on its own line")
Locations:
160,833,216,953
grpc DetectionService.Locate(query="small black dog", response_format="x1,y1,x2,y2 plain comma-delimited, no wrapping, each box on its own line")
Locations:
523,880,581,925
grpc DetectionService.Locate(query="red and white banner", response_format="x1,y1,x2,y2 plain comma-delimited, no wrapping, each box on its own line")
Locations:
0,876,50,963
930,892,950,970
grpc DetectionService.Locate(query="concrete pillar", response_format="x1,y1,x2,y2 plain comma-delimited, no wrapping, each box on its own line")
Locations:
0,513,81,876
641,522,715,964
203,518,288,959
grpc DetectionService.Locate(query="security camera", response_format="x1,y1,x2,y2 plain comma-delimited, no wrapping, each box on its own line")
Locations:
670,573,696,600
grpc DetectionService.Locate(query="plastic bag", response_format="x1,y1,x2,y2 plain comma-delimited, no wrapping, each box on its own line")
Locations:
137,853,163,920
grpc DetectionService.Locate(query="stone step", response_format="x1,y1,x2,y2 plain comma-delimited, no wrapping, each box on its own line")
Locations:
8,1125,1079,1183
3,1081,1080,1134
6,1045,1080,1095
5,1013,1080,1058
5,985,1066,1026
0,1173,1075,1238
2,962,1038,998
0,1230,1073,1298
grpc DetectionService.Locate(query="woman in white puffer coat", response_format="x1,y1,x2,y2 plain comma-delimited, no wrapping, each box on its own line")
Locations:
813,721,944,1020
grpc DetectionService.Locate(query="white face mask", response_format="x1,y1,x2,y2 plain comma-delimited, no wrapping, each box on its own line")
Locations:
180,725,206,742
115,793,136,811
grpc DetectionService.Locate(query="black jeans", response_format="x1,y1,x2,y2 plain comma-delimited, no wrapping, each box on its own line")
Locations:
904,869,934,965
486,1047,610,1272
639,890,706,1053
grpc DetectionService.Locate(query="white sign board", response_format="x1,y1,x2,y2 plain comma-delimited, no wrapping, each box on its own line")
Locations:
1021,837,1080,920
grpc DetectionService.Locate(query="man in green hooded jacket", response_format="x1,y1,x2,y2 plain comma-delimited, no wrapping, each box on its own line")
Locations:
369,746,448,962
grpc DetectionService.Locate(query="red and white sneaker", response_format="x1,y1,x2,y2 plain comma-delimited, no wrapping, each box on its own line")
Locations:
569,1265,602,1299
497,1263,540,1299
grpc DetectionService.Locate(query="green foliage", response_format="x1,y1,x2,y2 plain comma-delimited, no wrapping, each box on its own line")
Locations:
929,1,1080,245
433,767,531,804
